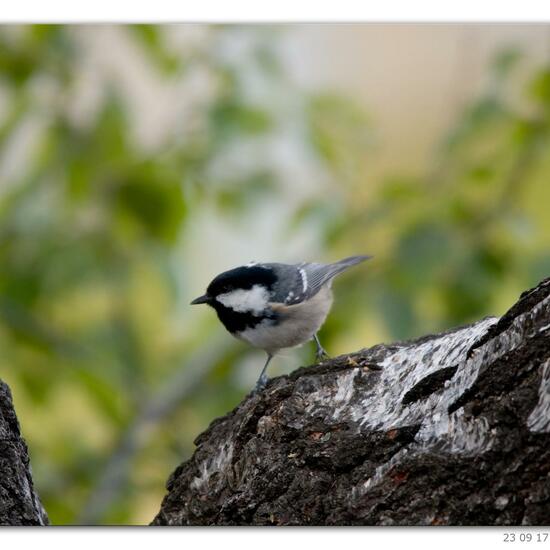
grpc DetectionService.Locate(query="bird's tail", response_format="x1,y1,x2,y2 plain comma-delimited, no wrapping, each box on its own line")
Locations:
300,255,372,295
329,255,373,276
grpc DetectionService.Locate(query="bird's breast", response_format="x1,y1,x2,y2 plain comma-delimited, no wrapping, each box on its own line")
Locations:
237,286,333,354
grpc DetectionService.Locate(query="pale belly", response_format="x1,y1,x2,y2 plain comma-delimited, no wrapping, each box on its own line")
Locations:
236,286,333,355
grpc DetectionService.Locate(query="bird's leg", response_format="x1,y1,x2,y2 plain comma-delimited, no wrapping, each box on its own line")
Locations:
254,353,273,393
313,333,330,362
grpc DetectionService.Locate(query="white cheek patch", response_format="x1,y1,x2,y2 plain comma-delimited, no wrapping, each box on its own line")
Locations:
216,285,269,316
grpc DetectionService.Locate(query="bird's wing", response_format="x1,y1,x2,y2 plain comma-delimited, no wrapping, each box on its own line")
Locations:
268,255,372,305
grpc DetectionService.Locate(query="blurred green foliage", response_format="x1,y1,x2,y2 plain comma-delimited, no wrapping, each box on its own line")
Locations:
0,25,548,525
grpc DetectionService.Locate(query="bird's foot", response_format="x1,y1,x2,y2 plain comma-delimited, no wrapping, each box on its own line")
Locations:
315,347,330,362
253,373,270,394
313,333,329,363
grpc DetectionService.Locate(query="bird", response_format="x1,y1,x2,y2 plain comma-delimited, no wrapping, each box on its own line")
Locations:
190,255,372,392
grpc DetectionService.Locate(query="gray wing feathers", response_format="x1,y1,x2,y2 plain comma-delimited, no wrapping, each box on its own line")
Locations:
268,263,305,304
267,255,371,305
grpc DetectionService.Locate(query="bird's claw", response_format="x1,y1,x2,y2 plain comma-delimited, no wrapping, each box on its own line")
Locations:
253,373,269,393
315,348,330,362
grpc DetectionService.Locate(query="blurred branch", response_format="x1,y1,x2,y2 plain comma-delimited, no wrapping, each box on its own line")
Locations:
77,334,239,524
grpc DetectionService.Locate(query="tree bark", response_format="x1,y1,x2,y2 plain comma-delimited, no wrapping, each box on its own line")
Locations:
153,278,550,526
0,380,48,526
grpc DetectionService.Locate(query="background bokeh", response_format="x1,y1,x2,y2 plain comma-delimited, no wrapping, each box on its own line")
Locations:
0,24,549,525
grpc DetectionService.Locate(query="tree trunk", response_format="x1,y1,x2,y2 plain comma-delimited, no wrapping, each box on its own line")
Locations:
153,278,550,526
0,380,48,525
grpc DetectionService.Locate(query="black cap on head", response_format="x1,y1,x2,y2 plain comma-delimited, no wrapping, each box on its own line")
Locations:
206,265,277,298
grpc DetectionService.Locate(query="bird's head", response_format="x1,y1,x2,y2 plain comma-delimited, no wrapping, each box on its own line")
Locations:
190,264,277,314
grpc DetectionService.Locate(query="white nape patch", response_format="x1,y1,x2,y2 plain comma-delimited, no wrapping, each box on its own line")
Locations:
217,284,269,316
246,261,258,267
299,268,308,293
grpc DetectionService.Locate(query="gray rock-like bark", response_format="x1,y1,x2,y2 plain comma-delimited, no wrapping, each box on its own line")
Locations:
0,380,48,526
153,278,550,526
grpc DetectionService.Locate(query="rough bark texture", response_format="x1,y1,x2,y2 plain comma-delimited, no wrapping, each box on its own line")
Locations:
0,380,48,526
153,278,550,526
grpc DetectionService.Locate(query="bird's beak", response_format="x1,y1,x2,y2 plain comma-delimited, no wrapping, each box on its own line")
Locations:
190,294,210,305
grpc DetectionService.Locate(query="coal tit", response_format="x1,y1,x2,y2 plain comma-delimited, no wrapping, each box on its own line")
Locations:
191,255,372,391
